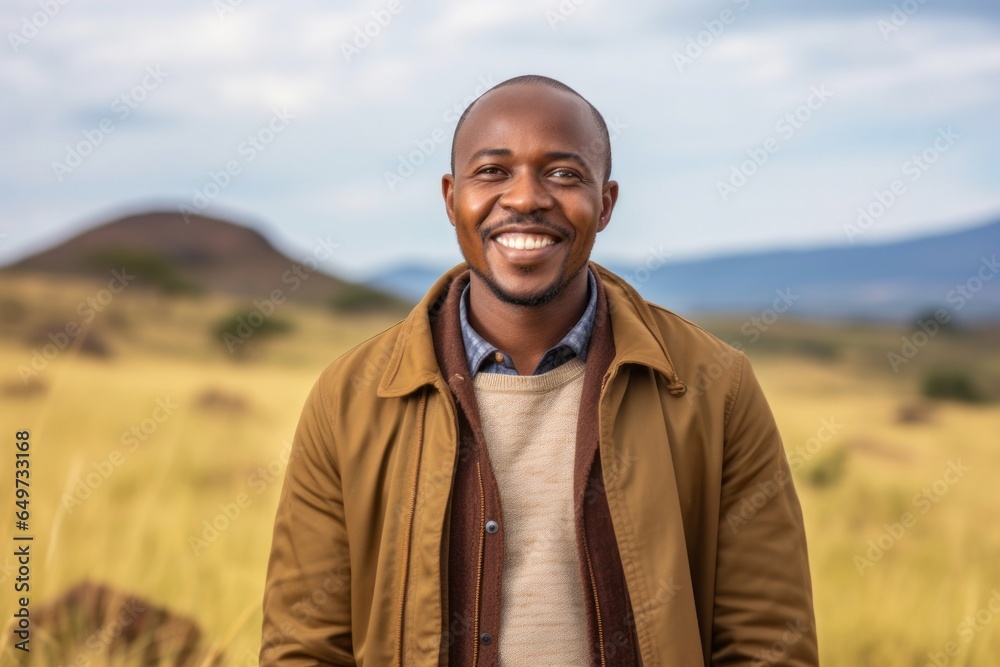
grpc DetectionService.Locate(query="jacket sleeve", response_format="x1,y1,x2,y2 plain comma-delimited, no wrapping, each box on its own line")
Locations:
711,353,819,666
260,376,355,666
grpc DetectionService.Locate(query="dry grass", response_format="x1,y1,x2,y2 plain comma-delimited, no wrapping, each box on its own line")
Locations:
0,272,998,665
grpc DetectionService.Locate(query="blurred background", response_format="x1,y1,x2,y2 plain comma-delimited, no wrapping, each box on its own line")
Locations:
1,0,998,665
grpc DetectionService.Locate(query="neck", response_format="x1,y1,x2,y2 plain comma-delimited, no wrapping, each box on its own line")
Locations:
467,266,590,375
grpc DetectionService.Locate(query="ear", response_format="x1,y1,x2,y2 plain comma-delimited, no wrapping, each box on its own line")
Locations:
597,180,619,233
442,173,456,227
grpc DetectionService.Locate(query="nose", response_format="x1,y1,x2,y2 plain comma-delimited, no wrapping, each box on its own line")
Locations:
498,170,554,215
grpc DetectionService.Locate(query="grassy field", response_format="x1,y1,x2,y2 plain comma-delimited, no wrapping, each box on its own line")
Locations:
1,272,998,666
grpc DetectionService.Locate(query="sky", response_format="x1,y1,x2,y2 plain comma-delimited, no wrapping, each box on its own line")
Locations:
2,0,998,281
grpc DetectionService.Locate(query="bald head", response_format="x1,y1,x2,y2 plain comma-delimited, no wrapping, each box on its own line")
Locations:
449,75,613,183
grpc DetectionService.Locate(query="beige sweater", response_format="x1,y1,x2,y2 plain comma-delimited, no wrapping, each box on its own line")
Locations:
472,358,590,666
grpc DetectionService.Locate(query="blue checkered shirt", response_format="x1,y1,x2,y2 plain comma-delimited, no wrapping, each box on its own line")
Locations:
459,267,598,376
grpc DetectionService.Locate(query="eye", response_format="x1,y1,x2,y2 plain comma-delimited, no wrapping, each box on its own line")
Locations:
551,168,581,180
475,166,505,176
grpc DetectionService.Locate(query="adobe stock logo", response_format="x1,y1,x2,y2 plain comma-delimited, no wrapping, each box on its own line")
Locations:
384,75,497,193
51,66,168,181
340,0,406,63
878,0,931,40
17,268,135,384
716,84,834,202
925,589,1000,666
545,0,589,30
887,255,998,372
7,0,72,53
843,127,959,243
853,460,969,575
179,108,295,222
672,0,753,73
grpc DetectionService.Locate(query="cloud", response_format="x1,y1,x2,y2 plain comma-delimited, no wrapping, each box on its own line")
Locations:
1,1,998,276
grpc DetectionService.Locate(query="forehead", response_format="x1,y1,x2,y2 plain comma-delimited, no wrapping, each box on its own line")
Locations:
454,84,600,164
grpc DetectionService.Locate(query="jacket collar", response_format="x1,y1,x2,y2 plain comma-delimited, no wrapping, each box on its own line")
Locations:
597,262,686,394
376,260,686,398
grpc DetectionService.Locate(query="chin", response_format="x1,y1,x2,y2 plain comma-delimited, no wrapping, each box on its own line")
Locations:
481,270,566,307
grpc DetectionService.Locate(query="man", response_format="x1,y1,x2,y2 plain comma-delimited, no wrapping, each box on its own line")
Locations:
261,75,818,666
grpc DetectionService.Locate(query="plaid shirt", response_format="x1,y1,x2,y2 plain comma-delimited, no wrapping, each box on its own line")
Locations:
459,266,598,376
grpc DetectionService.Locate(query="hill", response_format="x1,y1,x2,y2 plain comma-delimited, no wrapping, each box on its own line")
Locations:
5,211,411,313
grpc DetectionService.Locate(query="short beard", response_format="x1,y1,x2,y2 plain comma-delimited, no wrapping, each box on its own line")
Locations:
468,261,581,307
460,211,580,306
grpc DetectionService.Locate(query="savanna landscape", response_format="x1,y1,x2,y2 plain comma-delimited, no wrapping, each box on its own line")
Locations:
1,216,998,666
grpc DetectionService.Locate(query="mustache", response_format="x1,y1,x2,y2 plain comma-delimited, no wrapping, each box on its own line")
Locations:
478,214,573,242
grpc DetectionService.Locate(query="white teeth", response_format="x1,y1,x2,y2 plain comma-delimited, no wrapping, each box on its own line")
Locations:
496,233,557,250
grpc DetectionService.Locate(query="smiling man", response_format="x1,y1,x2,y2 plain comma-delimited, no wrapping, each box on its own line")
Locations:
261,75,819,666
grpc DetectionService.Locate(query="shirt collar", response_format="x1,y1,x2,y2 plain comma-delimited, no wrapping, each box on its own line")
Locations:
459,266,598,376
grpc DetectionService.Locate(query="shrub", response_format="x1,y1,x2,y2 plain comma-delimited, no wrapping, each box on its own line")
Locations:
327,285,410,314
803,446,849,489
84,248,202,295
794,338,840,361
212,309,294,359
0,297,28,325
921,370,982,403
910,309,958,335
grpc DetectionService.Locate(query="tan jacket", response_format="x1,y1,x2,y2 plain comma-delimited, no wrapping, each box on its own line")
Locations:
261,261,819,666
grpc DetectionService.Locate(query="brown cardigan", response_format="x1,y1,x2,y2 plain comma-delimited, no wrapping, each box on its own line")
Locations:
430,268,639,666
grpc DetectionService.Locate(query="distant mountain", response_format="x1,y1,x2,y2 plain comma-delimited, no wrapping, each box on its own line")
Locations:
5,211,411,312
366,218,1000,322
367,264,447,302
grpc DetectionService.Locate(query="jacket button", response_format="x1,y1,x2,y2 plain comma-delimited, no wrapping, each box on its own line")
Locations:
479,632,493,645
485,520,499,534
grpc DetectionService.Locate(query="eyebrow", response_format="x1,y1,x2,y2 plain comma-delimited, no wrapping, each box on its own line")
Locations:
469,148,512,161
544,151,589,169
467,148,590,170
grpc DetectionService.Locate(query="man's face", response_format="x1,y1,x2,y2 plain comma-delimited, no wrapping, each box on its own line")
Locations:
442,84,618,307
